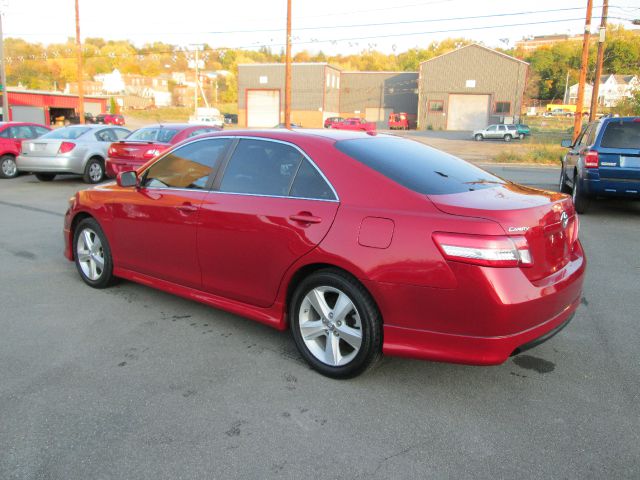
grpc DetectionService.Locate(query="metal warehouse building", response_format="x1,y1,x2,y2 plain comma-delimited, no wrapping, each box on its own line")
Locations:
237,64,417,129
1,89,107,125
417,44,528,131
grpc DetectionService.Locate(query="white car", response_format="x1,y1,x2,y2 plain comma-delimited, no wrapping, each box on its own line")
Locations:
17,125,130,183
473,124,519,142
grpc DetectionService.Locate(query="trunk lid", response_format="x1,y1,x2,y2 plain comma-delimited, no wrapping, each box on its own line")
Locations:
22,139,64,157
429,183,578,282
108,141,170,162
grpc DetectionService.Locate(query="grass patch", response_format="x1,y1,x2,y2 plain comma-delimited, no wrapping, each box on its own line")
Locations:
493,144,565,165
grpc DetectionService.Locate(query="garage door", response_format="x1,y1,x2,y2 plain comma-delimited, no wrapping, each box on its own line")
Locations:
84,102,102,116
447,94,489,131
247,90,280,128
11,106,46,125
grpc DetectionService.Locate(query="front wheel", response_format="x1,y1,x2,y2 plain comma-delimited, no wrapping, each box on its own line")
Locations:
290,269,382,379
504,134,512,142
559,164,571,193
0,155,18,179
572,175,590,214
73,218,116,288
83,157,104,184
474,134,483,141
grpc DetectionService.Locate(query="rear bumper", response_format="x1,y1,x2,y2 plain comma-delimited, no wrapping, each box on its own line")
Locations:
106,157,142,178
378,242,586,365
16,153,84,174
583,177,640,197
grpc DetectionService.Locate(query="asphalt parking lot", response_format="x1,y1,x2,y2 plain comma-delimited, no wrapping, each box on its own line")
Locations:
1,168,639,479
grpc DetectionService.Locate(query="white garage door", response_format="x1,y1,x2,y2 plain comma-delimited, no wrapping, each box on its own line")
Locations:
247,90,280,128
11,106,46,125
447,94,489,131
84,102,102,115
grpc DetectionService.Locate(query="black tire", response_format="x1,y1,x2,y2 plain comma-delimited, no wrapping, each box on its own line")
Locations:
73,217,116,289
474,134,483,141
0,155,18,179
572,174,590,214
559,163,571,194
83,157,105,184
504,134,512,142
289,269,382,379
34,173,56,182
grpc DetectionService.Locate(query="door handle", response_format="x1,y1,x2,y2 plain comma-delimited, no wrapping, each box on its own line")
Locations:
176,203,198,213
289,213,322,224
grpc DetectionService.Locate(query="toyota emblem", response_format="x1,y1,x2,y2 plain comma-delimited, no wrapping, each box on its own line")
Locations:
560,211,569,229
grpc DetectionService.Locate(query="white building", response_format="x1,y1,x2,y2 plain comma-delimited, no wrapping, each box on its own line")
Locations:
568,74,639,108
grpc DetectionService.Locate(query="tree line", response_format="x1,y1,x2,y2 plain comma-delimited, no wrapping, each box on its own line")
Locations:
4,26,639,105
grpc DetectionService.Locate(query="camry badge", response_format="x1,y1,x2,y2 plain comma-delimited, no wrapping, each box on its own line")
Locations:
561,211,569,229
508,226,529,233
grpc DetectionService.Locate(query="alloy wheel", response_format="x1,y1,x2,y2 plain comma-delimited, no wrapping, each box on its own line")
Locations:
89,162,103,183
298,286,363,367
76,228,105,281
1,158,17,178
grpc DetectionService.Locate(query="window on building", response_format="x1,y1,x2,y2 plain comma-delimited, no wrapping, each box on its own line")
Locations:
495,101,511,114
429,101,444,112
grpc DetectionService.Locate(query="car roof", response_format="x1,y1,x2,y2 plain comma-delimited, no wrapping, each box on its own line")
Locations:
194,128,387,143
136,123,202,130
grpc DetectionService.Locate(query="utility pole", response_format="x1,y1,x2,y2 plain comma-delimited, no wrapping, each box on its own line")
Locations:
75,0,85,124
573,0,593,142
189,44,204,117
284,0,292,128
0,8,9,121
563,70,570,104
589,0,608,121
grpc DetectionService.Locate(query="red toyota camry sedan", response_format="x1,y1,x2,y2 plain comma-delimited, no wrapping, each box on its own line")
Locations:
64,130,586,378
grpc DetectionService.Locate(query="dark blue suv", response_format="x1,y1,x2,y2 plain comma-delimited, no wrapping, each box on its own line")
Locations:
560,117,640,213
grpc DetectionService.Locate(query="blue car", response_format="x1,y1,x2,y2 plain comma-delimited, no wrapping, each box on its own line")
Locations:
560,116,640,213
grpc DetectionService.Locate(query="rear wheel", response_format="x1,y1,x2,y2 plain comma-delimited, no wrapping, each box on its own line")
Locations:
73,218,115,288
572,174,590,214
35,173,56,182
83,157,104,184
0,155,18,179
504,134,512,142
474,134,483,141
290,269,382,379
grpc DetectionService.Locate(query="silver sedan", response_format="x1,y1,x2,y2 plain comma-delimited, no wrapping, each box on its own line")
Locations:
17,125,130,183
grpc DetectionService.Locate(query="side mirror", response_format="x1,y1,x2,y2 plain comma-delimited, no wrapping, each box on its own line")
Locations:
561,139,573,148
117,170,138,187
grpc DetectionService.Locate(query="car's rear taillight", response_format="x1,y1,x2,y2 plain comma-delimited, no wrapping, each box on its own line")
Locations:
584,150,599,168
58,142,76,154
143,148,160,159
108,146,116,155
432,233,533,268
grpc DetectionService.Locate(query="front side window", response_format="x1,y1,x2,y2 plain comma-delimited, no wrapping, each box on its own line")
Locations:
142,139,231,190
487,125,497,132
219,139,303,196
95,129,117,142
113,128,130,140
188,128,217,138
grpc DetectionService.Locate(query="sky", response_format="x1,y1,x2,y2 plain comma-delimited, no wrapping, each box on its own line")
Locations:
2,0,640,55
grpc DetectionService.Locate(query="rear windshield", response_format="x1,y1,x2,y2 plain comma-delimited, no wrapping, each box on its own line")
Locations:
601,121,640,149
127,128,179,143
41,127,90,140
335,137,505,195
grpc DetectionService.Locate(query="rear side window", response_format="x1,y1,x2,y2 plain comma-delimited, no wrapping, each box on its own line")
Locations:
335,137,505,195
290,159,336,200
143,138,230,189
600,121,640,149
31,126,50,137
219,139,303,196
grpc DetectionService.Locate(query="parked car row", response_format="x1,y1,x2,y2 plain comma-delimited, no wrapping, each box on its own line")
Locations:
3,122,221,184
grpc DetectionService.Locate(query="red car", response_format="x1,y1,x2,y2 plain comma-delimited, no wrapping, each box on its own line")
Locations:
324,116,344,128
64,130,585,378
330,117,377,132
0,122,51,179
96,114,125,126
388,112,417,130
106,124,222,178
